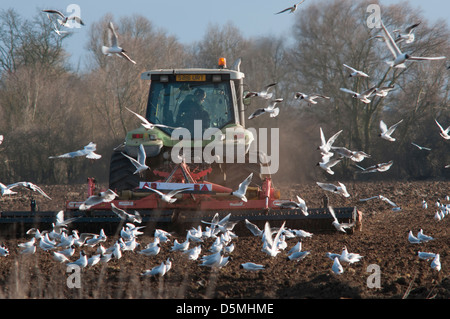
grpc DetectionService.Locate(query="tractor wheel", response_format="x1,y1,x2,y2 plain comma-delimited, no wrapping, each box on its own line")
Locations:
108,150,140,192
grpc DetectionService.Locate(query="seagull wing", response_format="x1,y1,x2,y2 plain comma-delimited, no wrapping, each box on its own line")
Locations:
379,195,397,207
42,9,66,19
275,7,292,14
237,173,253,194
248,108,266,120
386,119,403,135
343,64,357,72
245,219,262,236
379,120,388,133
108,22,119,47
144,186,165,197
136,144,147,166
380,20,402,58
328,206,338,223
340,88,358,95
125,107,153,129
167,187,191,197
110,203,128,220
408,56,446,61
118,51,136,64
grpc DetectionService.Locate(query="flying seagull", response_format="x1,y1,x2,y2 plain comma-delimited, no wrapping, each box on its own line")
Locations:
331,146,371,162
340,87,377,104
393,22,421,44
49,142,101,160
374,85,395,97
144,186,191,203
379,20,445,68
244,83,277,100
435,119,450,140
231,173,253,202
294,92,331,106
121,144,149,174
355,160,394,173
248,98,283,120
102,22,136,64
6,181,52,200
110,203,142,224
125,107,181,130
329,206,355,233
78,189,118,210
275,195,309,216
343,64,369,78
42,9,84,27
275,1,306,15
316,181,350,198
318,127,343,158
411,142,431,151
379,119,403,142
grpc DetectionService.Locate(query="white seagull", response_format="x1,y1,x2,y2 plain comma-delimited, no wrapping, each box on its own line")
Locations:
356,160,394,173
430,254,441,271
294,92,330,106
435,119,450,140
287,250,310,261
261,221,286,257
78,189,118,210
49,142,101,160
125,106,181,130
244,219,263,237
417,229,434,242
379,119,403,142
408,230,421,244
331,146,371,162
418,251,436,260
317,158,342,175
121,144,149,175
110,203,142,223
343,64,369,78
374,85,395,97
231,173,253,202
318,127,343,158
316,181,350,198
52,251,70,263
275,195,309,216
393,22,421,44
67,251,88,268
144,185,190,203
411,142,431,151
5,181,52,200
240,262,265,271
379,20,445,68
329,206,355,233
244,83,277,100
142,261,167,277
275,1,306,14
42,9,84,27
340,87,377,104
102,22,136,64
248,98,284,120
332,257,344,275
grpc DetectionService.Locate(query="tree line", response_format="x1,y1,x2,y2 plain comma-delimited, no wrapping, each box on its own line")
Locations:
0,0,449,186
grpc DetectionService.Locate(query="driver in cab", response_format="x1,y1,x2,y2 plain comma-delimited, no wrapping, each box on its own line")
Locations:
177,88,210,131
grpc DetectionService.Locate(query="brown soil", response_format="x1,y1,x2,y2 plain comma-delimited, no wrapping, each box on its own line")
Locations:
0,180,448,300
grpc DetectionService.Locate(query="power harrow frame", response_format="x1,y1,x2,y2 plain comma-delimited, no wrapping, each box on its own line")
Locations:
0,163,362,236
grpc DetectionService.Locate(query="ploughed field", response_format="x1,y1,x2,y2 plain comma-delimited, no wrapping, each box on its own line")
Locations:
0,180,448,299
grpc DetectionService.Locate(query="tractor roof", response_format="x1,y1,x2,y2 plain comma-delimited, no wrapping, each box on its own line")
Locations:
141,68,245,80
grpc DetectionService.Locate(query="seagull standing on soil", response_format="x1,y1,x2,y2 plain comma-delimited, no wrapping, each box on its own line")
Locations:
379,119,403,142
417,229,434,242
102,22,136,64
431,254,441,271
67,251,88,268
332,257,344,275
408,230,422,244
240,262,265,271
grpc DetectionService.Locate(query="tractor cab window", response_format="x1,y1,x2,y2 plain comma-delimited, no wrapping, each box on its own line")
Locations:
146,80,235,136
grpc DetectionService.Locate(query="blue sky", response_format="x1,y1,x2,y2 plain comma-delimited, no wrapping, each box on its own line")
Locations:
3,1,450,69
